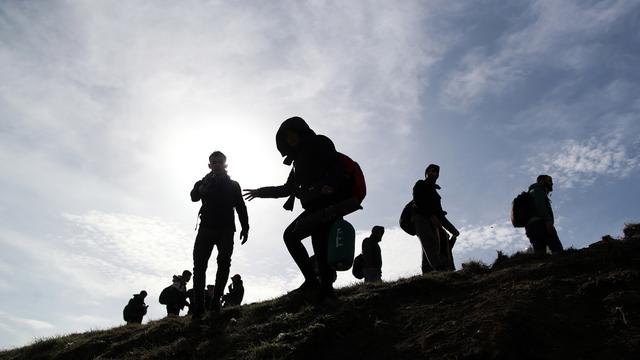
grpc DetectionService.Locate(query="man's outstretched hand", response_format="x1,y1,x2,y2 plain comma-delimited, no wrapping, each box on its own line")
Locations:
243,189,261,201
240,229,249,244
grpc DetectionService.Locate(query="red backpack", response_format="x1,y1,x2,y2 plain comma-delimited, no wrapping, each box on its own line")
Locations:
338,153,366,204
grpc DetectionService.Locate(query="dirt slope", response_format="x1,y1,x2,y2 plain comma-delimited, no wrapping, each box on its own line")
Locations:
2,224,639,360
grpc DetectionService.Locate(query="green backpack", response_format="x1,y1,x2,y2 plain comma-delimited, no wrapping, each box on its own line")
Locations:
327,218,356,271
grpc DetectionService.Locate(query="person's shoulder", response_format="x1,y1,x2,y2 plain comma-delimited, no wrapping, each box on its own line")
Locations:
314,134,337,151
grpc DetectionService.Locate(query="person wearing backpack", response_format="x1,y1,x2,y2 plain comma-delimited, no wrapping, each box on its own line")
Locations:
526,175,563,254
123,290,148,324
161,270,191,316
243,117,355,302
190,151,249,318
362,226,384,282
412,164,460,272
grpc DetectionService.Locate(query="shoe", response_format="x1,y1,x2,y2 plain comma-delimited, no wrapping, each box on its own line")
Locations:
288,279,320,300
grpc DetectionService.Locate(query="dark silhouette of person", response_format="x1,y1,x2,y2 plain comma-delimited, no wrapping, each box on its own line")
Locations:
191,151,249,317
244,116,351,301
165,270,191,316
412,164,460,272
362,226,384,282
123,290,148,324
525,175,563,254
221,274,244,307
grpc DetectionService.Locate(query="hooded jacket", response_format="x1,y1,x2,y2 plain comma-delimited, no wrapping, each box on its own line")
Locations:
412,178,445,217
259,117,350,210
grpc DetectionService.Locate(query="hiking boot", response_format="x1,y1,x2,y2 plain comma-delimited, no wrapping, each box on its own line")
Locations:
316,287,340,308
288,279,320,300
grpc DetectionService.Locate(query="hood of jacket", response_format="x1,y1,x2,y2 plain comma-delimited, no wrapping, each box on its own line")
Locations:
276,116,316,165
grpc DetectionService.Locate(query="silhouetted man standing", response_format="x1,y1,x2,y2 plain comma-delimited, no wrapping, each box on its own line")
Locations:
526,175,563,254
362,226,384,282
412,164,460,272
191,151,249,317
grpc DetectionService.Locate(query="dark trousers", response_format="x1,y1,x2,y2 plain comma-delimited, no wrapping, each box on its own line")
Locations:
525,221,563,254
192,226,234,314
283,210,333,290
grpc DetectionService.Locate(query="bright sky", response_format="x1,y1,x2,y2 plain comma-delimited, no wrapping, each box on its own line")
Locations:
1,0,639,349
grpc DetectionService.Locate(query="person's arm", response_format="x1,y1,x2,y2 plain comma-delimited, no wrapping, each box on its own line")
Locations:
244,170,296,200
233,182,250,243
530,187,552,222
190,180,203,202
374,243,382,269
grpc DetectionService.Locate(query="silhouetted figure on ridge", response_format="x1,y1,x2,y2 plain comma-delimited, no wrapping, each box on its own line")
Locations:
412,164,460,272
123,290,148,324
243,117,355,302
190,151,249,317
221,274,244,308
159,270,191,316
525,175,563,254
362,225,384,282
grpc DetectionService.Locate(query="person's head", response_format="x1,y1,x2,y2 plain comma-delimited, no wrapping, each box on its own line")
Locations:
425,164,440,181
182,270,192,282
139,290,147,298
208,151,227,174
231,274,241,282
537,174,553,193
371,225,385,240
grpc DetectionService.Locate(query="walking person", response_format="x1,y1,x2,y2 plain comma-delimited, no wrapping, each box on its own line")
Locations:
525,175,563,254
191,151,249,317
244,117,354,302
412,164,460,272
361,226,384,282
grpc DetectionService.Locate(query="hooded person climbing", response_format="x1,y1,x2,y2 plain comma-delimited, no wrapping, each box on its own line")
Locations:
190,151,249,318
243,117,357,302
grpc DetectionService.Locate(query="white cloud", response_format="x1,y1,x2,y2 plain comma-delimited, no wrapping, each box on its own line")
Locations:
528,137,640,188
441,0,637,108
454,222,529,256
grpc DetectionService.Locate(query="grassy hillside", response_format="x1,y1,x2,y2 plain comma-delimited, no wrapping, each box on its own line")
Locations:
2,224,639,360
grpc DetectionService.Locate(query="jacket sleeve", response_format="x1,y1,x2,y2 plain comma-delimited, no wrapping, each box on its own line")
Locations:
257,170,296,198
374,243,382,269
234,182,250,231
412,181,426,212
191,180,203,202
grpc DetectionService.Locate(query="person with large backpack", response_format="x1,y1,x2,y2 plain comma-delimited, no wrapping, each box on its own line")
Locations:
361,226,384,282
524,175,563,254
123,290,148,324
190,151,249,318
412,164,460,272
159,270,191,316
243,116,363,302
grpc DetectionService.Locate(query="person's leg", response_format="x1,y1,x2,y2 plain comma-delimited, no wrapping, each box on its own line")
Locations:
213,229,235,309
283,211,317,285
547,226,564,253
192,227,216,315
311,223,333,295
413,214,442,270
525,221,547,254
